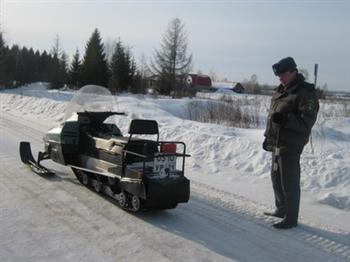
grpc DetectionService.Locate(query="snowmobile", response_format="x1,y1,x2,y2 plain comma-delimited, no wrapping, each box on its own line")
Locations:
19,85,190,211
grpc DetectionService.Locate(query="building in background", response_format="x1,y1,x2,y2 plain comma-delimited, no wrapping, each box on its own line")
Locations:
186,74,214,92
232,82,245,93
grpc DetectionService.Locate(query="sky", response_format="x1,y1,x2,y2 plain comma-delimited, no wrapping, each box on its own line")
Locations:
1,0,350,92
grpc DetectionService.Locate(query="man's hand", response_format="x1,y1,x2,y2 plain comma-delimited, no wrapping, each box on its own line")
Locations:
272,112,286,125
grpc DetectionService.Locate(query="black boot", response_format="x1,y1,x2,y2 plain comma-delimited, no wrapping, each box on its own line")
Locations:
263,209,285,218
273,219,297,229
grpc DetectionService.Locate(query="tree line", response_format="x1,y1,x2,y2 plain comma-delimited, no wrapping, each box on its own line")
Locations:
0,18,192,96
0,29,137,92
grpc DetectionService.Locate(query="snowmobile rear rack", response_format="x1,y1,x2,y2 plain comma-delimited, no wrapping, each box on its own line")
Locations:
19,141,53,176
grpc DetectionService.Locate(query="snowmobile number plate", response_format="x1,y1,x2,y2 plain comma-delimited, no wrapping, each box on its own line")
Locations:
153,154,176,176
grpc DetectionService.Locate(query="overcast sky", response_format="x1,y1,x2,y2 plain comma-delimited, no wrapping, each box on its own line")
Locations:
1,0,349,91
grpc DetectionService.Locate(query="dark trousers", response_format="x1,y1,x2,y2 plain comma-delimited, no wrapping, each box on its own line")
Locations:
271,153,301,223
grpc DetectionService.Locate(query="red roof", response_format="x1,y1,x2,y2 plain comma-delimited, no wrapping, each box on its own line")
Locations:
188,74,212,87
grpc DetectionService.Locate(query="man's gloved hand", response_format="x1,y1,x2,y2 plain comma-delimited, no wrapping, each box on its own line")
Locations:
262,139,269,151
262,138,273,152
271,112,286,125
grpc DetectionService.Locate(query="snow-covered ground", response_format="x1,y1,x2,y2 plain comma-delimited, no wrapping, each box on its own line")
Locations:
1,83,349,261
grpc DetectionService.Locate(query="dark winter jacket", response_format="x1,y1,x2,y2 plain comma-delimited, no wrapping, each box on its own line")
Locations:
263,73,319,154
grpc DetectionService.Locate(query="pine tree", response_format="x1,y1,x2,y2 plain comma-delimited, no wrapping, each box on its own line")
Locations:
80,28,109,87
68,49,82,88
48,53,61,89
59,51,69,84
5,45,20,86
33,50,41,82
0,31,4,51
0,32,7,86
125,48,137,93
109,41,136,93
38,51,51,82
48,35,66,89
109,40,123,93
25,48,37,83
151,18,192,96
16,47,30,85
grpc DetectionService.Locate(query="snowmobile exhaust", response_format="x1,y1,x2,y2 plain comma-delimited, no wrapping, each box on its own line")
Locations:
19,141,53,175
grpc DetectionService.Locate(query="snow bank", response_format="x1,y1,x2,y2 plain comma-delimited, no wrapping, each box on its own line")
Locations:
1,83,350,211
1,83,69,123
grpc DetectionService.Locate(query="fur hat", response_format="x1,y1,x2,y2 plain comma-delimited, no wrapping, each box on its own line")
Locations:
272,57,297,76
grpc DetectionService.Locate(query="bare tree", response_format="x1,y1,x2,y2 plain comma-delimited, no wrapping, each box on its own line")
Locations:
250,74,258,85
322,82,328,92
209,70,218,82
51,34,62,58
138,54,150,93
104,37,117,64
243,74,261,94
151,18,192,97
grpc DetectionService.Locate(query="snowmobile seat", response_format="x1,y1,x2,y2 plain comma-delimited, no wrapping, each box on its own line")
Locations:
124,139,159,164
128,119,159,142
124,119,160,163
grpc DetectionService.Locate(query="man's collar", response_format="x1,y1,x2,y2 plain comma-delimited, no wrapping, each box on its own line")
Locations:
275,73,304,94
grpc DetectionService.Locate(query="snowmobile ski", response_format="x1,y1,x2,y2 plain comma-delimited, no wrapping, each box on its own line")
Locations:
19,141,53,176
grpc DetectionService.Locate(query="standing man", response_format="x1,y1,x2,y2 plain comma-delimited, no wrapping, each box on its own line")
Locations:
263,57,319,229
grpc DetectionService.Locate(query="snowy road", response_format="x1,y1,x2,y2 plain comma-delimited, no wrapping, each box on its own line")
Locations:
0,112,349,262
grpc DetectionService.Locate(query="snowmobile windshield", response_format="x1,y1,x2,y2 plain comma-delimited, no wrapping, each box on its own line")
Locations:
63,85,117,122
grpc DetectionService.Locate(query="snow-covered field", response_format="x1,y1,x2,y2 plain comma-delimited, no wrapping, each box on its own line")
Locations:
1,83,349,261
